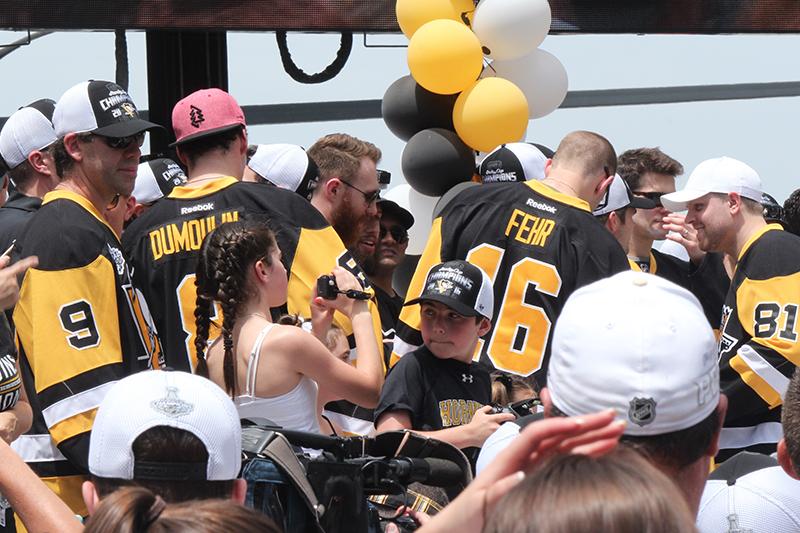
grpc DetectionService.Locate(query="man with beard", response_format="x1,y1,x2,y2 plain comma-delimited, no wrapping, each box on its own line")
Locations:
662,156,800,460
13,81,162,517
308,133,381,253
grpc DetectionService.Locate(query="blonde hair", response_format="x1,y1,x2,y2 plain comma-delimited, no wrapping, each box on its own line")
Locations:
307,133,381,194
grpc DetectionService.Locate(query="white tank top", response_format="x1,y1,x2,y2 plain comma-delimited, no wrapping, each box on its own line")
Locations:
234,323,321,434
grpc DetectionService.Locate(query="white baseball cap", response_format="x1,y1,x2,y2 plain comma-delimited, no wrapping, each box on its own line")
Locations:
593,174,656,216
89,370,241,481
478,142,548,183
661,156,762,212
247,143,319,200
698,462,800,532
133,158,188,205
547,271,720,436
0,100,57,169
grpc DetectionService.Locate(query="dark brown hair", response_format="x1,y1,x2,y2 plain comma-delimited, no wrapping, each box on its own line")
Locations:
91,426,235,502
617,147,683,191
177,126,244,167
783,188,800,237
193,219,278,396
484,449,697,533
84,486,280,533
782,368,800,471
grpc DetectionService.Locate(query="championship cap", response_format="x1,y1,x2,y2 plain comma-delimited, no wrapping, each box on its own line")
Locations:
547,271,719,436
593,174,656,216
661,156,762,212
478,143,548,183
53,80,161,138
171,88,246,147
0,99,57,169
132,158,188,205
89,370,241,481
377,198,414,230
247,143,319,200
405,260,493,320
697,461,800,533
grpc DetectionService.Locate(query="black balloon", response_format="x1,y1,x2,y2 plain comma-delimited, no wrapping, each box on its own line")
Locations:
402,128,475,197
382,75,458,141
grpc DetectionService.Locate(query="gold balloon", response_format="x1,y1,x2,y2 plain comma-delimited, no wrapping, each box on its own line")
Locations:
407,19,483,96
453,78,529,152
396,0,475,38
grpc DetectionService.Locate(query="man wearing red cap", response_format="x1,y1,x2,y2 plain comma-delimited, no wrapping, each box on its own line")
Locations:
123,88,381,373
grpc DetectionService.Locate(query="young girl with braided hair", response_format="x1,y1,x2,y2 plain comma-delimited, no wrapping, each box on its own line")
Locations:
194,219,383,434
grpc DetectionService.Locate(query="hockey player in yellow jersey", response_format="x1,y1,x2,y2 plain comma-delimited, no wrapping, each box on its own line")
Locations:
663,156,800,460
13,80,162,518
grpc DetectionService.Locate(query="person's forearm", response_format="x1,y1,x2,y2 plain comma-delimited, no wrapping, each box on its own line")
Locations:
351,306,385,397
401,426,477,449
0,439,83,533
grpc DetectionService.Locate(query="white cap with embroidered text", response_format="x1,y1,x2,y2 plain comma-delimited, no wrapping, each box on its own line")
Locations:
133,158,188,205
547,271,719,436
661,156,762,212
89,370,241,481
0,103,57,169
478,143,548,183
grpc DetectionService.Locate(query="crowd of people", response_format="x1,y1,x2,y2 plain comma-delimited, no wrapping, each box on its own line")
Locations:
0,78,799,533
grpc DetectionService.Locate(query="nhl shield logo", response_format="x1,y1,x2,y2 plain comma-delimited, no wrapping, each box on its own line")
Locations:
628,397,657,427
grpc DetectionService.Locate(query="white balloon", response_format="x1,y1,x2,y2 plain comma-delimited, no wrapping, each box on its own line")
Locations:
472,0,551,61
383,184,440,255
484,49,568,119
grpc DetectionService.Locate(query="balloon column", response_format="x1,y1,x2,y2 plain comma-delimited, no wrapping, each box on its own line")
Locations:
383,0,567,252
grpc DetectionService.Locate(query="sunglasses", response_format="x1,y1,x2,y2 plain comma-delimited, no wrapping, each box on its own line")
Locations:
379,224,408,244
339,179,380,205
96,132,146,150
632,191,665,207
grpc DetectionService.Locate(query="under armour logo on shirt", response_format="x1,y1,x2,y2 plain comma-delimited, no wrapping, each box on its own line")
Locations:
462,374,474,383
189,105,205,128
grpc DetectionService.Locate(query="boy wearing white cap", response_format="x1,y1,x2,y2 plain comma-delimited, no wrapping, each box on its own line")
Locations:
477,271,726,516
375,260,514,461
662,156,800,460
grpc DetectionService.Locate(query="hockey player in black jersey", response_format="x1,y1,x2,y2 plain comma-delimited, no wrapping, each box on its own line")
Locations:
14,80,162,517
393,131,630,384
663,156,800,459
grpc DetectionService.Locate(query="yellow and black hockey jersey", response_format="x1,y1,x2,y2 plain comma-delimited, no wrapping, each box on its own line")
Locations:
717,224,800,459
122,177,381,372
13,190,161,516
393,180,630,383
629,248,729,331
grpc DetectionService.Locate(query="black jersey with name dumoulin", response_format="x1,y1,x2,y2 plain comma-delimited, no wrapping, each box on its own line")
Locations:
716,224,800,459
13,190,161,516
122,177,382,372
393,180,630,383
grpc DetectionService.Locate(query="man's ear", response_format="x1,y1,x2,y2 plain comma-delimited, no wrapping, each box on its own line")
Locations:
477,316,492,337
28,150,52,175
778,439,800,480
82,480,101,515
606,211,620,234
62,133,84,163
544,159,553,177
706,394,728,459
175,146,189,166
540,387,552,417
231,478,248,504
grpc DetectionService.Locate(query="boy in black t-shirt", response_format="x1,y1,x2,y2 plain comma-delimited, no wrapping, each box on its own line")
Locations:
374,260,514,453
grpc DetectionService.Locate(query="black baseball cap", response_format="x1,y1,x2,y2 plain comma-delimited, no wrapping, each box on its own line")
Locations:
377,198,415,230
53,80,162,138
405,260,494,319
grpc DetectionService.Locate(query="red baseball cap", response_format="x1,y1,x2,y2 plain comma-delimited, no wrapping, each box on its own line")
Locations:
170,88,246,147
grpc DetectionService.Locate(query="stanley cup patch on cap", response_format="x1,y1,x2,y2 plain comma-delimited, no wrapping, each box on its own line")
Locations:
151,386,194,418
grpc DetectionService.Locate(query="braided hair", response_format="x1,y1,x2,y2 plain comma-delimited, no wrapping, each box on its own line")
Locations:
194,219,278,397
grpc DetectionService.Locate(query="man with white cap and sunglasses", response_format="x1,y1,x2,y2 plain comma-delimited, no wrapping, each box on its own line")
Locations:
12,80,163,517
592,173,656,253
662,156,800,460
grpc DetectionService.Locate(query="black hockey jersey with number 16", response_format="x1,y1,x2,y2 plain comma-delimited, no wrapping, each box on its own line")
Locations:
717,224,800,459
393,180,630,382
13,190,162,516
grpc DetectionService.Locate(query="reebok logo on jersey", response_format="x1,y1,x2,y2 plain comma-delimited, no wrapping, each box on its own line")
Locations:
189,105,205,128
180,202,215,215
526,198,557,214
